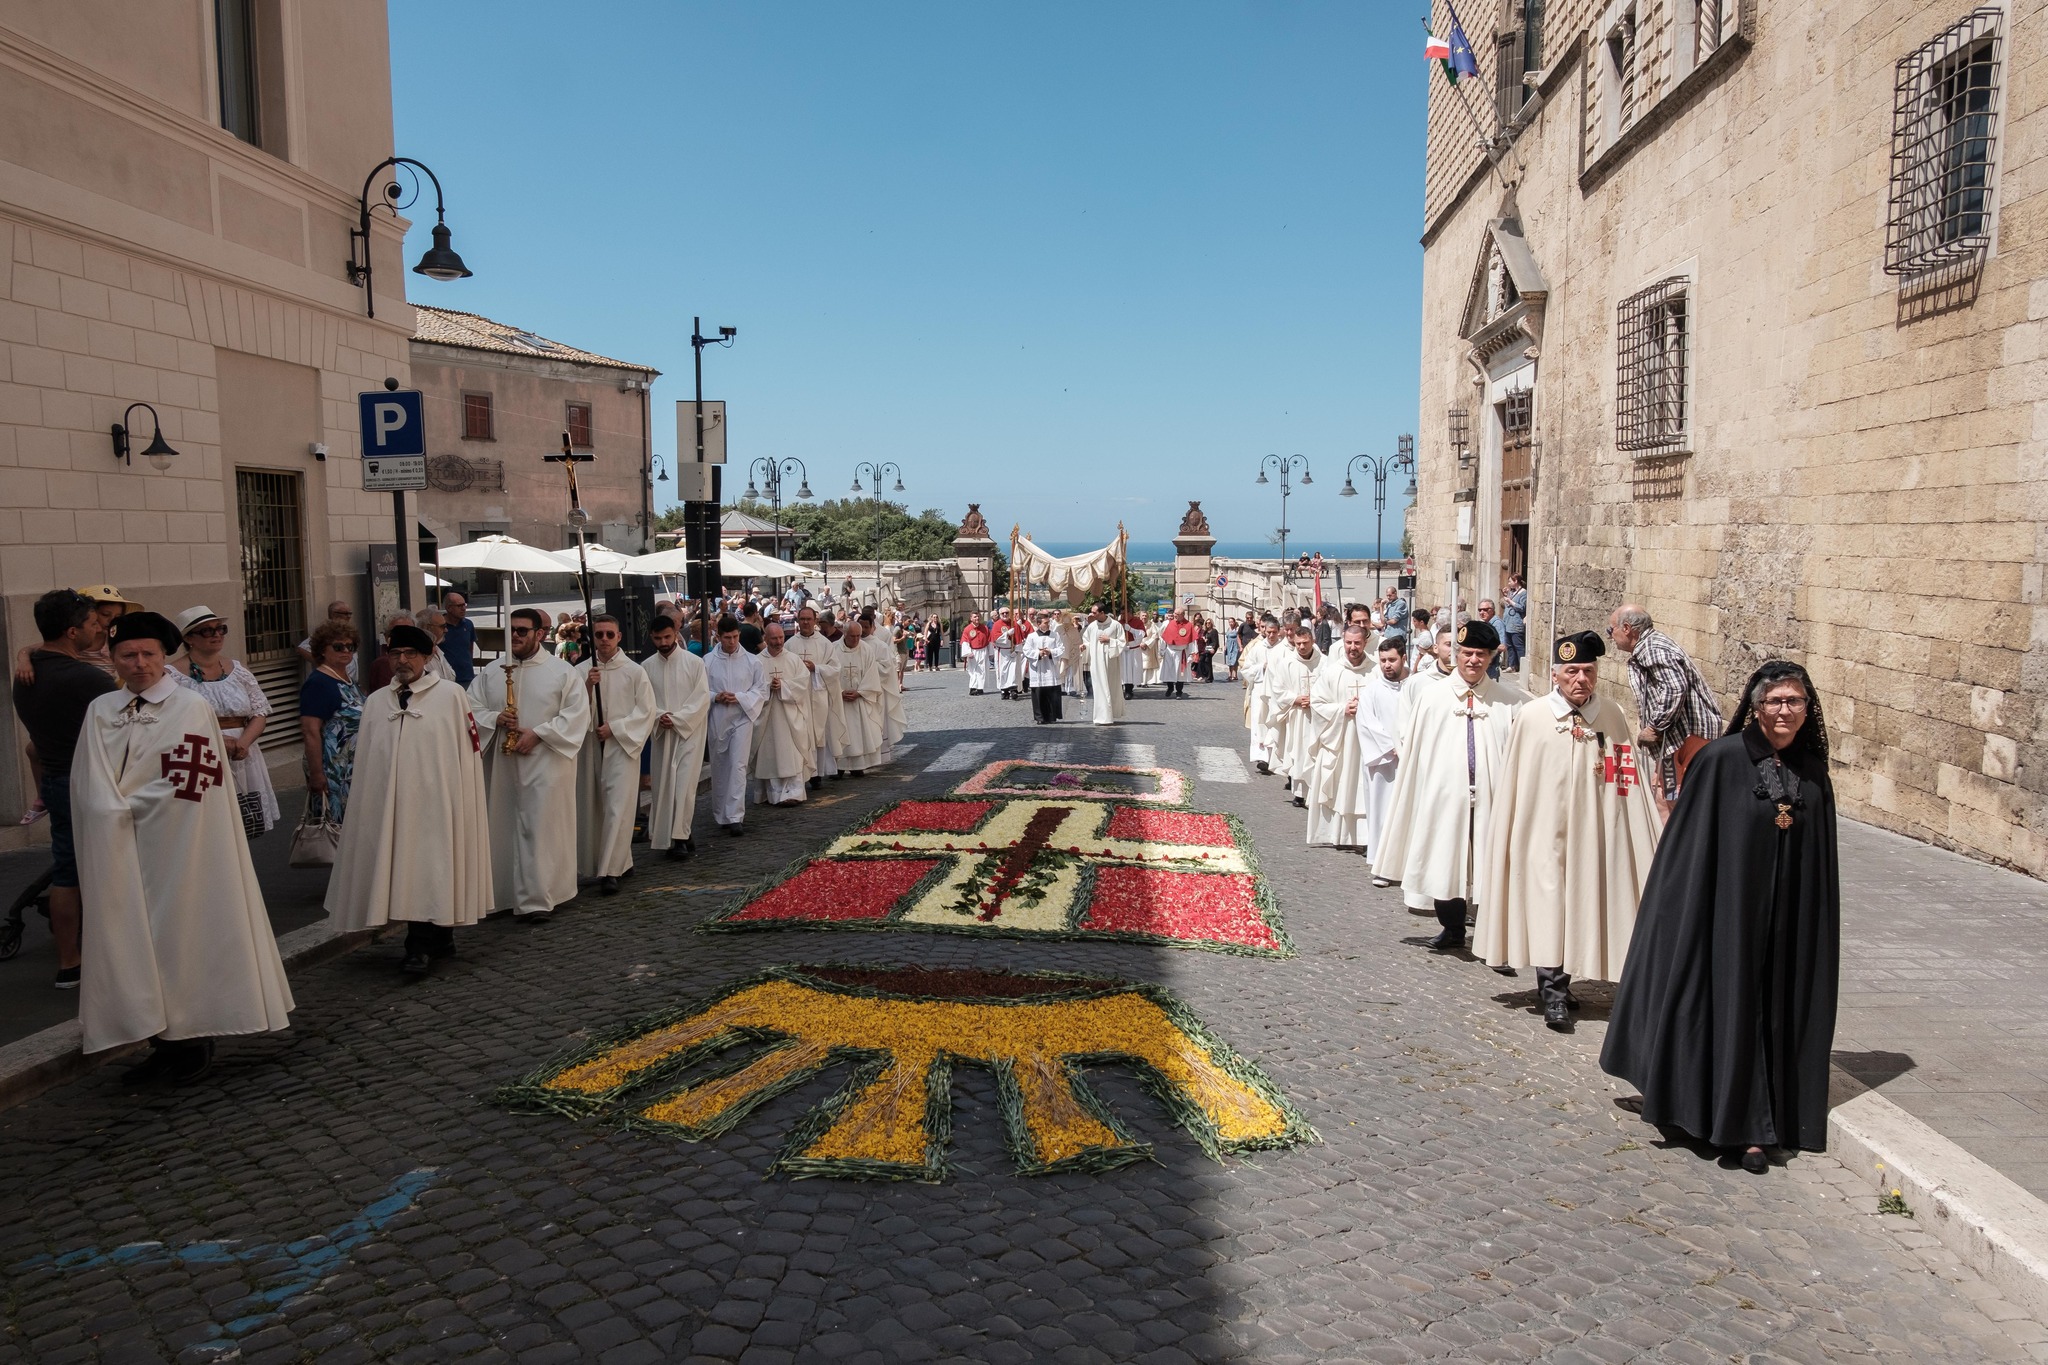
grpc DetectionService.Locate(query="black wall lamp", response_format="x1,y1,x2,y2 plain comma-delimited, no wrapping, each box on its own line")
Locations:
347,156,472,319
110,402,177,471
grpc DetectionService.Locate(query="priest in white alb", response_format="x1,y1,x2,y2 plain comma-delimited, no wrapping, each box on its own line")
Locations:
1303,624,1379,849
1080,604,1126,725
1476,630,1663,1029
832,619,885,775
643,614,710,861
863,609,906,764
73,612,294,1082
787,605,841,784
1240,615,1281,773
469,606,591,921
1263,622,1324,805
1372,619,1530,952
575,614,657,895
992,609,1023,699
704,614,767,834
1361,635,1410,881
325,624,491,975
751,622,815,806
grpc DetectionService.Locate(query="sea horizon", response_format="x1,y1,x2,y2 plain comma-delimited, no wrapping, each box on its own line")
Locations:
1034,540,1397,563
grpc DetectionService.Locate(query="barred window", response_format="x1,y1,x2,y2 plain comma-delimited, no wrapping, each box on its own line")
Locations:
1885,9,2002,276
1448,406,1472,463
1617,277,1689,453
461,392,493,441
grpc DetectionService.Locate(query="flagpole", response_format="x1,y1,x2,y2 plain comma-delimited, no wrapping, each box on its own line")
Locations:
1425,14,1515,191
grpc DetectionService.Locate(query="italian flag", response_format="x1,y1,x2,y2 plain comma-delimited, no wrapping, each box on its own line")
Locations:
1424,33,1452,62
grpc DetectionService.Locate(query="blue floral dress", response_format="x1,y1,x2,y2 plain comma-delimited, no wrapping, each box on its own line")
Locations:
299,669,363,824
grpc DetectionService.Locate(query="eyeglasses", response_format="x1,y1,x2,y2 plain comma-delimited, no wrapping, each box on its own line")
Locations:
1758,698,1809,712
594,631,620,641
330,643,358,653
509,626,536,636
189,626,227,638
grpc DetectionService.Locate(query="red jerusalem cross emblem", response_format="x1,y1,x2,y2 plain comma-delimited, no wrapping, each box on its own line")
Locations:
161,733,224,802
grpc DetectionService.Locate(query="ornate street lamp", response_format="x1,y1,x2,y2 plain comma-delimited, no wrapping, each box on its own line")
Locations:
346,156,471,318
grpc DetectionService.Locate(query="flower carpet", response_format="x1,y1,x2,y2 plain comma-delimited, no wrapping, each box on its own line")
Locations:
701,764,1292,956
950,759,1188,805
498,964,1317,1182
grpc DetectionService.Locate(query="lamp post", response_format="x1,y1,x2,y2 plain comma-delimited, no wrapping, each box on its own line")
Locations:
690,318,737,649
850,461,905,607
1255,453,1313,569
744,457,813,564
345,157,471,319
1338,435,1417,601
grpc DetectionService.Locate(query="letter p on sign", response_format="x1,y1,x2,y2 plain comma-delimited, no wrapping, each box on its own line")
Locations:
357,389,425,457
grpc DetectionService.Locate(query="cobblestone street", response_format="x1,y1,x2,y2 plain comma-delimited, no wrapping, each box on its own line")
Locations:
2,670,2042,1364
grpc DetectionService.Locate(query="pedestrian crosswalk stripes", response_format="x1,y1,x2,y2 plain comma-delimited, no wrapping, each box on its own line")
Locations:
1112,743,1158,768
1195,746,1249,783
1026,741,1073,764
923,741,992,773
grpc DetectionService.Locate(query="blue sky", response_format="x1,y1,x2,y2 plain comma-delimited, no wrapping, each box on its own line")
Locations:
388,2,1424,550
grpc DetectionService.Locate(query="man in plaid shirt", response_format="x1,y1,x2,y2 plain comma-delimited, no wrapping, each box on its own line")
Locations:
1608,605,1724,806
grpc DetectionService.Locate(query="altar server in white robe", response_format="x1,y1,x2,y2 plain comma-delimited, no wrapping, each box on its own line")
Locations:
961,614,993,695
1263,623,1325,803
1304,624,1380,848
326,625,491,976
1020,613,1066,724
751,623,815,806
1372,619,1530,952
1361,636,1409,881
787,606,842,783
469,607,591,921
74,612,294,1081
643,615,710,861
833,621,886,773
1080,605,1126,725
1475,631,1662,1030
574,615,658,893
703,616,768,833
1240,616,1282,772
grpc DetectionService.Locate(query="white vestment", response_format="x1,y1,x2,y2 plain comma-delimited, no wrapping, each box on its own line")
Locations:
1081,620,1126,724
1353,671,1405,855
1262,646,1325,785
751,648,815,804
470,650,590,915
72,679,294,1052
575,652,658,879
832,639,885,771
787,629,842,778
1021,630,1065,687
704,645,767,825
1372,675,1530,910
1304,655,1376,848
326,673,493,929
962,630,992,692
993,625,1023,691
1158,626,1194,684
644,646,711,851
1058,619,1085,693
1140,623,1162,685
1240,637,1278,766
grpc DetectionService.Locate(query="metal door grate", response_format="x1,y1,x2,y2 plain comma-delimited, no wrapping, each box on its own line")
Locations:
234,470,307,749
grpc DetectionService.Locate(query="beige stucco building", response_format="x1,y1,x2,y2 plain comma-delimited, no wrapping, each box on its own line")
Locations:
0,0,444,837
1414,0,2047,869
410,307,658,559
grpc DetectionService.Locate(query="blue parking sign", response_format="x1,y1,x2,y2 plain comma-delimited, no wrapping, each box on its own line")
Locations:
358,389,425,457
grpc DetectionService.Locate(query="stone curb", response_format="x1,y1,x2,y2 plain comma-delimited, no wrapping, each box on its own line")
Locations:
0,917,372,1113
1829,1088,2048,1323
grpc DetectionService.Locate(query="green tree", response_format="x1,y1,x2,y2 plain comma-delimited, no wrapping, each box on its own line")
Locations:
656,498,966,564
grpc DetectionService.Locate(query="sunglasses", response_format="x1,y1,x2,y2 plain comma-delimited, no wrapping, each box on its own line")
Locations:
188,625,227,638
329,642,358,653
510,626,537,636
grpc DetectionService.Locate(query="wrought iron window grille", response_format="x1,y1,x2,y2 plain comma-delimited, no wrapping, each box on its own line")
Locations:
1449,406,1473,468
1885,8,2002,278
1616,277,1690,454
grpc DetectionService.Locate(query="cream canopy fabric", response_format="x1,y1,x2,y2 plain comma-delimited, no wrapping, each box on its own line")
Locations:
1012,534,1123,596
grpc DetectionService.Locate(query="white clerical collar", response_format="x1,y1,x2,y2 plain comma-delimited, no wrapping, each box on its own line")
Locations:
134,675,180,705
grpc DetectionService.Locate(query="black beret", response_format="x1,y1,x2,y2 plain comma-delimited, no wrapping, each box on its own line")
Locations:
1553,630,1606,664
108,611,182,654
386,624,436,655
1455,619,1500,650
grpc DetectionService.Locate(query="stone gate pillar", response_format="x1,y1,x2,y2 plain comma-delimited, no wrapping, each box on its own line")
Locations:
1172,501,1217,618
952,504,998,613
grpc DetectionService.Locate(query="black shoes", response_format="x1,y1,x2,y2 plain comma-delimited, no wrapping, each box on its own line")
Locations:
122,1038,213,1086
53,966,79,990
1255,761,1271,775
724,824,747,837
1740,1148,1770,1174
1291,796,1306,808
809,777,822,790
599,875,620,895
1543,998,1570,1031
1427,928,1464,952
402,949,432,976
665,844,691,861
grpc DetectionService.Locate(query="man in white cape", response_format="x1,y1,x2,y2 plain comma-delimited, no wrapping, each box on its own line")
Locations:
326,624,492,975
832,620,886,774
704,615,768,834
1263,622,1324,804
1475,630,1663,1029
73,612,293,1081
1080,605,1126,725
1305,625,1402,851
751,622,815,806
643,615,710,861
575,614,657,894
1240,615,1282,772
1372,618,1530,952
786,606,842,785
961,613,993,696
469,607,591,921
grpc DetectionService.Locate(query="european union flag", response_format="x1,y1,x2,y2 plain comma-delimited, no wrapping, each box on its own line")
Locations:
1445,4,1482,84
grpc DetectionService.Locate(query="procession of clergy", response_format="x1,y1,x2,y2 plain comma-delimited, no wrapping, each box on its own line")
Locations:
956,604,1201,724
67,603,906,1080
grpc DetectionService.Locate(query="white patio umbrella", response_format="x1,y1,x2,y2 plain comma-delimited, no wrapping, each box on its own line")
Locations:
620,545,821,580
546,542,636,575
430,535,575,639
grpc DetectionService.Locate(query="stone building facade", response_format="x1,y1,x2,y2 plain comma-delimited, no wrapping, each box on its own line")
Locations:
410,306,658,557
1413,0,2048,870
0,0,439,837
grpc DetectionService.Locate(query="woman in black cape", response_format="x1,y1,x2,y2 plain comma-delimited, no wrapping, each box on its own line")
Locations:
1600,660,1839,1174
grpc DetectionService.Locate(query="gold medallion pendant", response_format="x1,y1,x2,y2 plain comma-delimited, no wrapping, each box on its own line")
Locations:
1775,803,1795,830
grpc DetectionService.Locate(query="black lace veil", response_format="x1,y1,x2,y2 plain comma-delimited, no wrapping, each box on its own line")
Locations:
1728,659,1829,762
